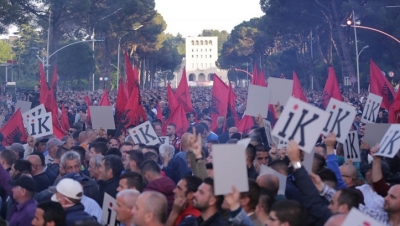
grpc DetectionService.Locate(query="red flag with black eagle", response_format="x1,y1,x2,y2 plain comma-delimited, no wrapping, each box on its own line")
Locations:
237,115,255,135
370,59,395,110
322,67,343,109
227,82,239,124
61,103,70,131
175,68,194,112
210,74,229,130
257,68,267,87
162,103,189,137
167,83,178,113
125,53,138,97
292,71,307,102
115,79,128,126
251,63,259,85
39,62,49,106
0,109,27,145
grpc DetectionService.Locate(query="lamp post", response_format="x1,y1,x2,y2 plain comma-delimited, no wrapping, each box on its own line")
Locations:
92,8,122,91
117,24,143,90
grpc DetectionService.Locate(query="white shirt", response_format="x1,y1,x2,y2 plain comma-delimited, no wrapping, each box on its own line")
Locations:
356,184,384,210
81,195,102,223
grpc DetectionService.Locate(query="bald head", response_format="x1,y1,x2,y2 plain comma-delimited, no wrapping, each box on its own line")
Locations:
340,164,357,187
324,214,347,226
257,174,279,196
134,191,167,225
117,189,140,209
181,133,191,150
26,155,41,165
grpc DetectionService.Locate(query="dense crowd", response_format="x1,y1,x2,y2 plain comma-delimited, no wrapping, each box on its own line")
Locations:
0,86,398,226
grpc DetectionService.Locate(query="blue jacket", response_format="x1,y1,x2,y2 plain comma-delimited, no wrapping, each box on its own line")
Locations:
326,154,347,189
163,151,191,184
65,203,97,226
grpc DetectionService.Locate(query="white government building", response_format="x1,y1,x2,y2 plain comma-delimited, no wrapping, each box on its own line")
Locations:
172,36,228,87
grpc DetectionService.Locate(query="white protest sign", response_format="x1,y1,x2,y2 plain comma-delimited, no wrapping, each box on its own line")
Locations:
128,121,159,145
342,208,383,226
343,131,361,162
376,124,400,158
303,150,314,173
15,100,32,114
260,165,287,195
90,106,115,130
263,120,273,146
322,98,356,143
26,112,53,138
237,138,251,149
213,144,248,195
361,93,383,124
272,97,329,153
246,84,270,118
22,104,46,127
268,77,294,106
101,193,120,226
159,136,170,144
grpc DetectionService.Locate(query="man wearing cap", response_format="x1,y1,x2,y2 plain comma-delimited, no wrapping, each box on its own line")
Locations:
46,138,66,165
50,178,97,226
0,162,38,226
6,143,25,160
34,137,49,154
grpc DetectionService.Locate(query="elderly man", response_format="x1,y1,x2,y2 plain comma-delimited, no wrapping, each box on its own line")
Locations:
27,153,51,192
6,143,25,160
114,189,140,226
45,138,65,165
132,191,168,226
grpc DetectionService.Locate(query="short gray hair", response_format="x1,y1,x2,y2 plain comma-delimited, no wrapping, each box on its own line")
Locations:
61,151,81,168
90,155,104,167
159,144,175,158
116,189,140,208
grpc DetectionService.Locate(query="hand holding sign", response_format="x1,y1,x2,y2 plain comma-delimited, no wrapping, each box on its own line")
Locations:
287,140,301,163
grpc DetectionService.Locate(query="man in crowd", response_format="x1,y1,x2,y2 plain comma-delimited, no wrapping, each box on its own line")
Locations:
45,138,65,165
31,201,66,226
117,171,144,192
88,155,104,181
98,155,124,205
114,189,140,226
27,153,51,192
166,123,181,151
132,191,168,226
120,142,134,161
124,150,144,173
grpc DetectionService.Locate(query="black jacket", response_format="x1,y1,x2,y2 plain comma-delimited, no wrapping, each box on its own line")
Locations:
65,203,97,226
81,174,100,204
196,211,229,226
98,177,119,206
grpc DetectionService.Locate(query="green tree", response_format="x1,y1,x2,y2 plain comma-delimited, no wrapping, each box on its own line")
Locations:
0,41,14,62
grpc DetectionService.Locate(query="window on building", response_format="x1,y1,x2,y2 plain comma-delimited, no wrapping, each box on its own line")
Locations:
205,49,207,52
205,55,207,58
209,40,212,45
210,55,212,58
196,63,199,68
192,55,194,58
205,40,208,45
196,55,198,58
201,63,203,68
196,49,198,52
192,63,194,68
200,40,204,45
201,55,203,58
192,49,194,52
201,49,202,52
191,41,194,45
196,40,199,45
210,48,212,51
210,63,212,68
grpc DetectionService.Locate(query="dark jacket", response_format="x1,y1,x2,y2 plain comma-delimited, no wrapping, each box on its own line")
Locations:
144,176,176,215
65,203,97,226
163,151,192,184
33,172,51,193
218,131,229,144
45,166,58,185
196,211,229,226
293,166,331,226
247,165,258,180
98,177,119,206
81,174,100,204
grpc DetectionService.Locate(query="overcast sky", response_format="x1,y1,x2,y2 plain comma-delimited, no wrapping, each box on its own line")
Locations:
155,0,264,37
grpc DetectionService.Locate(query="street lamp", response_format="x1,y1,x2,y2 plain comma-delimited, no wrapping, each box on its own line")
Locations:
117,24,143,90
356,45,369,91
344,10,361,94
92,8,122,91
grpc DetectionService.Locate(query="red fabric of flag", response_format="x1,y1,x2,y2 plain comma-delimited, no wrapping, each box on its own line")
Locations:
251,63,259,85
370,59,395,110
162,103,189,137
210,74,229,130
61,104,70,131
175,68,194,112
125,53,138,97
237,115,255,135
99,90,111,106
257,69,267,87
115,79,128,126
322,67,343,108
39,62,49,105
227,82,239,124
0,109,27,145
292,71,307,102
168,83,178,113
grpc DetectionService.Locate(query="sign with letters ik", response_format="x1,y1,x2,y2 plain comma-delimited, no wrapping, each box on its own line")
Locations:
213,144,248,195
260,165,287,195
128,121,159,145
159,136,169,145
26,112,53,138
361,93,383,124
263,120,273,146
101,193,120,226
322,98,356,143
246,84,270,118
272,97,329,153
22,104,46,127
342,208,383,226
376,124,400,158
343,131,361,162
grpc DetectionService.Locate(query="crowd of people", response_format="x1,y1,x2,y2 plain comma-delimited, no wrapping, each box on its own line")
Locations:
0,86,398,226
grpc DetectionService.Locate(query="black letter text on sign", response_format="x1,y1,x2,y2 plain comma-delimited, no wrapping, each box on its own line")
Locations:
361,93,383,124
377,125,400,158
343,131,360,162
322,98,356,143
27,112,53,138
129,121,160,145
272,97,329,153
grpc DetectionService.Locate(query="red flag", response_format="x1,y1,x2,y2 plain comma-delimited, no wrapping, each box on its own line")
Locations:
115,83,147,136
99,90,111,106
61,104,70,131
167,83,178,112
115,79,127,126
175,67,194,112
84,95,92,126
292,71,307,102
39,62,49,105
251,64,259,85
157,103,163,121
125,53,138,97
162,103,189,137
370,59,395,110
53,122,66,139
0,109,27,145
211,74,229,130
257,68,267,87
322,67,343,108
267,104,277,128
227,82,239,124
51,66,58,92
237,115,255,135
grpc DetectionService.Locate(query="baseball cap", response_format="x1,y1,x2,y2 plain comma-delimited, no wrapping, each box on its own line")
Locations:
62,172,87,183
46,138,65,149
8,176,37,192
49,178,83,201
6,143,24,153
